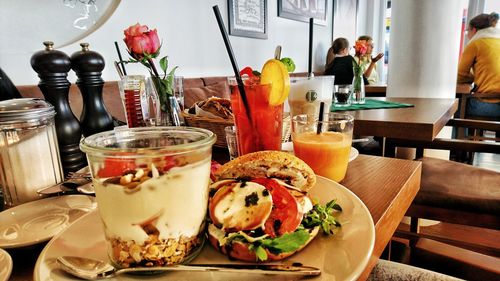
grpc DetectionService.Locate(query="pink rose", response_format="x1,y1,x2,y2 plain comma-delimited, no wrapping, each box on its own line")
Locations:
123,23,161,59
354,40,368,57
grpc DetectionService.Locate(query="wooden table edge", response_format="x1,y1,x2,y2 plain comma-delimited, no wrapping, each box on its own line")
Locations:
356,160,422,281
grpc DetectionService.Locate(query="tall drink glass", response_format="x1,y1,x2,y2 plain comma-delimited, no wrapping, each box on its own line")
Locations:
80,127,215,268
292,113,353,182
118,75,148,128
228,78,283,155
288,75,334,118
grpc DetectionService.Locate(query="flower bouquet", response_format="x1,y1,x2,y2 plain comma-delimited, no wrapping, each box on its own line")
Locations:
352,40,367,104
123,23,180,125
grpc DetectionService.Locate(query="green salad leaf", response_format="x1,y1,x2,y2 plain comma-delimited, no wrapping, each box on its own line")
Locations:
302,199,342,235
244,200,342,261
249,230,310,261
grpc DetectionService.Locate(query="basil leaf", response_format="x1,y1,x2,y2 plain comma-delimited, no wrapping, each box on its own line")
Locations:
260,230,310,254
301,200,342,235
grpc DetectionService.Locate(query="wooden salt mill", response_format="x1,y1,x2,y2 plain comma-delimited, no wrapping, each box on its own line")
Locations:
71,43,114,136
30,41,86,175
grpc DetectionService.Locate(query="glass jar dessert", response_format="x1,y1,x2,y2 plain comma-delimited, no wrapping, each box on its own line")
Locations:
80,127,215,268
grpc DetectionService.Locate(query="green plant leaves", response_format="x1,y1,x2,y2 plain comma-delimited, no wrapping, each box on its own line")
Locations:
160,56,169,74
301,199,342,235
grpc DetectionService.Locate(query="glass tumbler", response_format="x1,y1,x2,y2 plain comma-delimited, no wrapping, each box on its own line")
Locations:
292,113,354,182
288,75,334,118
80,127,215,268
334,85,353,107
228,77,283,155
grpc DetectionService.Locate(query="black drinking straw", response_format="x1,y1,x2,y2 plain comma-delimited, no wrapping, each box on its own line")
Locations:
114,41,127,75
212,5,251,122
316,102,325,134
308,18,314,78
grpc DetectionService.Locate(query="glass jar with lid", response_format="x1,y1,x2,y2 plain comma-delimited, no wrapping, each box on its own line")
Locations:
0,98,63,208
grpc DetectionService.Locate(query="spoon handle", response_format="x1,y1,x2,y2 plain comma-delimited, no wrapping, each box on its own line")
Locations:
117,263,321,276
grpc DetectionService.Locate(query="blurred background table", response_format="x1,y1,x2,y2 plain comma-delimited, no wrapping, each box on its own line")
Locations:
346,98,458,142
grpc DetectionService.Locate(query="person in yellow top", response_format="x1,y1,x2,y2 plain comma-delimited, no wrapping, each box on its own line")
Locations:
457,12,500,119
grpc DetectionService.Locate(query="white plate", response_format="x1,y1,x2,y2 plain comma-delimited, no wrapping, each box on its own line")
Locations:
0,195,97,249
281,142,359,162
34,177,375,281
0,248,12,281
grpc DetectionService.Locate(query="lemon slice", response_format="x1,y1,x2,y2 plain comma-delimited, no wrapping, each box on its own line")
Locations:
260,59,290,106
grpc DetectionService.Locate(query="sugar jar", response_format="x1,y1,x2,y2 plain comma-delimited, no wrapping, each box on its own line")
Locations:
0,98,63,208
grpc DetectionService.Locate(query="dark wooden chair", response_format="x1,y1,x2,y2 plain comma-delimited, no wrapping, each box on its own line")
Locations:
453,92,500,163
456,92,500,122
386,118,500,280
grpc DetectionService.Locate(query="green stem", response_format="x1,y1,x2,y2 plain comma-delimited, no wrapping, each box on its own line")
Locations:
147,58,161,78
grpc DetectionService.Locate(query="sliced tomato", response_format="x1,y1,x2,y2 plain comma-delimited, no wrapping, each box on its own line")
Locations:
97,157,136,178
251,178,302,237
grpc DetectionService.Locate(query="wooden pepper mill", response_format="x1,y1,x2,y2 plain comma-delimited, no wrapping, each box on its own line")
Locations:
30,41,87,175
71,43,114,136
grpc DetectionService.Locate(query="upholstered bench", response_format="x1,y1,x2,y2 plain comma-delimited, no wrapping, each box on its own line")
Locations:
413,157,500,219
368,259,463,281
409,157,500,230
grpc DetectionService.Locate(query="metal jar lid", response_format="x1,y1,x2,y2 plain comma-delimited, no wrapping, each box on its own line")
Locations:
0,98,56,124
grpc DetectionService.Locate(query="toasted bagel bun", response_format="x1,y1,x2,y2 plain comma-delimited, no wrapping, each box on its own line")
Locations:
207,223,320,262
214,151,316,192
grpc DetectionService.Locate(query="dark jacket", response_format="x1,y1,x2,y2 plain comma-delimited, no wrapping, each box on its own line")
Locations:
324,55,369,85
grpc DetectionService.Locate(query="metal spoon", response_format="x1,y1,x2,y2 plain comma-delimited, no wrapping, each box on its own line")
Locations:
57,256,321,279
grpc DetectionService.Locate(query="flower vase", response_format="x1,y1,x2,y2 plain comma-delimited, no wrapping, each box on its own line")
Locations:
352,66,365,104
147,77,183,126
157,96,184,126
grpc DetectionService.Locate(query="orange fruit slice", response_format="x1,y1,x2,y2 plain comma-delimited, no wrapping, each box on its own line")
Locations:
260,59,290,106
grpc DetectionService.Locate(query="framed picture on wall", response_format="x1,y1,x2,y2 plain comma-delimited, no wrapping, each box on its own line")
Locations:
228,0,268,39
278,0,328,25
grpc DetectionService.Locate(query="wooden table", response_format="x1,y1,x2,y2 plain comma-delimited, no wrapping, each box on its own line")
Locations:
345,97,458,141
342,155,421,280
365,85,387,97
6,152,421,281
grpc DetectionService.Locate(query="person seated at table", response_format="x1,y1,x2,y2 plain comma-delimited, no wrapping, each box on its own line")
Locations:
325,37,368,85
355,35,384,85
457,12,500,121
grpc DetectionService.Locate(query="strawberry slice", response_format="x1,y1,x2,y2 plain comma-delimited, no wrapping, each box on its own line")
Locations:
239,66,254,77
210,160,222,182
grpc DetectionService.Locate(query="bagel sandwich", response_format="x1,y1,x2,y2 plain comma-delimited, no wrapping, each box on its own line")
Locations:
208,151,342,262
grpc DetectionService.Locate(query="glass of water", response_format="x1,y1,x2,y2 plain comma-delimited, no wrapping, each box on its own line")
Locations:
224,126,239,160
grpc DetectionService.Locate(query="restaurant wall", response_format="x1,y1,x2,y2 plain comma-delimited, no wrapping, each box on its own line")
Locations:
0,0,333,86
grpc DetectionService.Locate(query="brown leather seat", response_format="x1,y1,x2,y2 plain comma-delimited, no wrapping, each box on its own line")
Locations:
388,118,500,279
415,157,500,216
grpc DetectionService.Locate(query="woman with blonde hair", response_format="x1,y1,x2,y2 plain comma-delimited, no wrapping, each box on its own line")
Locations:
354,35,384,85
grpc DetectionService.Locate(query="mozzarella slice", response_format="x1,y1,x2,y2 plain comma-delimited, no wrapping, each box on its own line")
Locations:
208,224,269,246
297,195,313,215
212,181,273,231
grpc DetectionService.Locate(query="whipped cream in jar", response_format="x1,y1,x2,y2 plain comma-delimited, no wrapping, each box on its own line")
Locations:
80,127,215,269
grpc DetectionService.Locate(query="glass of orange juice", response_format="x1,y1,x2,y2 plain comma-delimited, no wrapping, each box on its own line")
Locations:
228,77,283,155
292,113,354,182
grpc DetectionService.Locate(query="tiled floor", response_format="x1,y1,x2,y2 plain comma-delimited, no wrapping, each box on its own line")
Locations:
473,152,500,172
474,130,500,171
